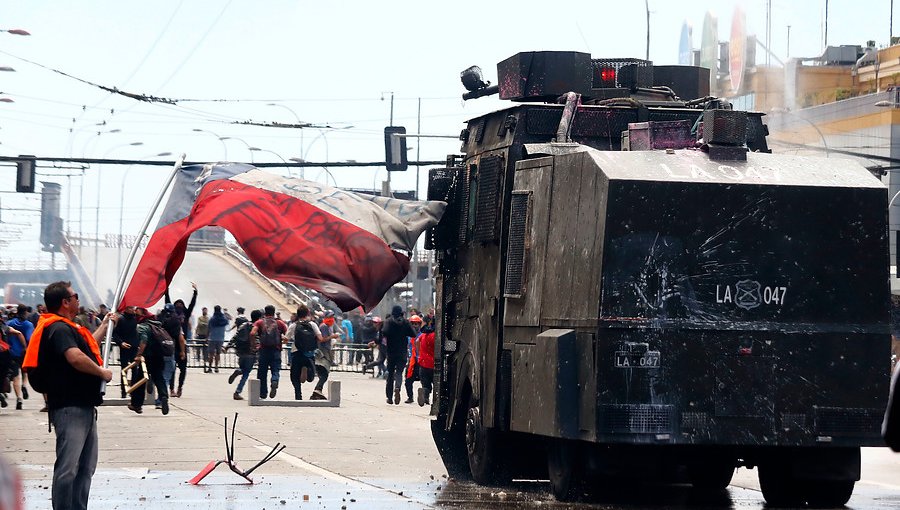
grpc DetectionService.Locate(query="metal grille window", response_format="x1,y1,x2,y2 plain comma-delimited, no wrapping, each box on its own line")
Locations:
504,191,530,298
474,155,502,243
457,165,473,245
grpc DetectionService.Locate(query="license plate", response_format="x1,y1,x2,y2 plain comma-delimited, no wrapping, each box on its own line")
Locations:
615,351,660,368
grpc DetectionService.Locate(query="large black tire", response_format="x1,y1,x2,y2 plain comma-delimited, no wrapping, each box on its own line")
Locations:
431,418,471,480
546,438,583,502
464,401,504,484
688,458,735,491
759,462,805,507
803,480,855,508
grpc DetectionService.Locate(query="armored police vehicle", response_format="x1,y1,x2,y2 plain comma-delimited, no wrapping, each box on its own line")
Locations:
425,51,890,506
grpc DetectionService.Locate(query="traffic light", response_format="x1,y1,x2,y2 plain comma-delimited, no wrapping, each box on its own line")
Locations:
384,126,408,172
16,155,36,193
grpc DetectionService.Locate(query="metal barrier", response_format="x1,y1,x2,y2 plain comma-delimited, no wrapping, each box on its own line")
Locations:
109,342,377,372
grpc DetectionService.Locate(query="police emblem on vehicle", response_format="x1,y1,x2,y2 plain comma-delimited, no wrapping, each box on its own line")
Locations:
734,279,762,310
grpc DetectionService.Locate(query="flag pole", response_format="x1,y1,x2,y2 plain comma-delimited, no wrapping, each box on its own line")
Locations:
100,154,186,395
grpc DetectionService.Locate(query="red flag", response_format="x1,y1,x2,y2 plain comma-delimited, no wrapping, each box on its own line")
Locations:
121,165,445,311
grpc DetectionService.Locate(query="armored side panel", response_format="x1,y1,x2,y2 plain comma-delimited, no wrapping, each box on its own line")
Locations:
503,146,889,447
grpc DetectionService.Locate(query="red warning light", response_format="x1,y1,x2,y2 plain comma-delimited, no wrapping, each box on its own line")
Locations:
600,68,616,83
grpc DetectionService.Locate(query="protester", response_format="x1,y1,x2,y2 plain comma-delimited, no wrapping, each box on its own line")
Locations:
194,306,209,363
252,305,287,399
21,281,115,510
6,305,33,410
417,316,436,407
112,306,140,402
381,305,415,405
403,314,424,404
157,304,185,400
133,307,174,415
290,305,322,400
311,311,341,400
166,283,197,394
362,315,384,376
0,312,25,411
206,305,229,373
227,309,261,400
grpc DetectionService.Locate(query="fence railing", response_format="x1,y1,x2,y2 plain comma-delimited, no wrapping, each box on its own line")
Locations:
109,342,376,373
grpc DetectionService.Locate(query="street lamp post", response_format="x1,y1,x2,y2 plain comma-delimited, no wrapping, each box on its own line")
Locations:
266,103,305,178
249,147,290,176
96,141,142,281
117,152,171,275
220,136,254,162
192,128,228,160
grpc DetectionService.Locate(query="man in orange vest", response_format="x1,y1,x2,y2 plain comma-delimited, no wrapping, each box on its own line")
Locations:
22,281,115,510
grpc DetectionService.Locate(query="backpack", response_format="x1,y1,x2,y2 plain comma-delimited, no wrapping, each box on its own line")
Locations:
258,317,282,349
294,320,318,353
145,321,175,358
232,322,252,352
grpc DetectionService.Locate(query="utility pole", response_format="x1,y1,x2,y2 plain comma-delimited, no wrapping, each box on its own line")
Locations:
824,0,829,48
383,91,395,197
416,97,421,200
645,0,650,61
787,25,791,59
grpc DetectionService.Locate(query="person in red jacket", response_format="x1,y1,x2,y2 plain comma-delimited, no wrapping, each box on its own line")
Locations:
416,316,436,407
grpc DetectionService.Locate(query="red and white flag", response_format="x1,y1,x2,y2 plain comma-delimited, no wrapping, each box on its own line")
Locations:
121,163,445,311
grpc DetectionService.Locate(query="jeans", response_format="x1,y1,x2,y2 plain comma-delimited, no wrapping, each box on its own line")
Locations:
146,357,169,405
385,354,407,399
419,366,434,401
162,356,175,391
235,354,255,394
256,348,281,397
50,406,98,510
314,364,329,392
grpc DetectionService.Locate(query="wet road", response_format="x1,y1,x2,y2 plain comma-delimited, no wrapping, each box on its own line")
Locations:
8,369,899,509
15,466,900,509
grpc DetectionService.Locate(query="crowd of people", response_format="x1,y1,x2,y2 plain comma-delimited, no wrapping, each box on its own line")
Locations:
0,279,438,509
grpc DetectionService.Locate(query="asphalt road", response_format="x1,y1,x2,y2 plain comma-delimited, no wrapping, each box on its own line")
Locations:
3,370,900,509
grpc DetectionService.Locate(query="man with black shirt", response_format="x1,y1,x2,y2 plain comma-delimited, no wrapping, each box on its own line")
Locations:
113,306,141,407
22,281,115,510
381,305,415,405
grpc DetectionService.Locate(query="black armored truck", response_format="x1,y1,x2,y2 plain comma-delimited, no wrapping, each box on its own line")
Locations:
425,51,890,506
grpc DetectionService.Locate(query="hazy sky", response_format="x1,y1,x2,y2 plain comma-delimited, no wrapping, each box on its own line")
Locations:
0,0,892,253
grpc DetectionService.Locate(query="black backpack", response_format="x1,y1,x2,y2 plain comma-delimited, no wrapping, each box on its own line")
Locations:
145,321,175,358
258,317,282,349
232,322,252,351
294,320,318,353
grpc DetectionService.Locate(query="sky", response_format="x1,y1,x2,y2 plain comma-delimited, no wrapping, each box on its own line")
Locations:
0,0,894,260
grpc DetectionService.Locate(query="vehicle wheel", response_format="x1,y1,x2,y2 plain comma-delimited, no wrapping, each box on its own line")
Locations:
464,401,502,484
688,458,735,491
546,438,582,501
803,480,855,508
431,418,471,480
759,462,804,507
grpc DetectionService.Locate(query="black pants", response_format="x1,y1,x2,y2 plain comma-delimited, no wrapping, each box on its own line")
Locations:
385,354,407,399
364,347,385,375
289,352,315,398
119,351,134,399
170,354,187,392
129,361,146,408
145,358,169,404
419,366,434,400
314,365,329,392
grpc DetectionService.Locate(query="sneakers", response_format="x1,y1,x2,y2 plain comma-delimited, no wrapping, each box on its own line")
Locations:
39,406,48,412
16,400,23,410
175,387,182,398
393,389,401,405
404,398,414,404
417,387,427,407
0,394,7,408
233,392,243,400
310,390,326,400
22,387,28,400
161,400,169,415
127,404,143,414
228,370,240,384
214,367,219,374
269,381,278,399
386,397,392,405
